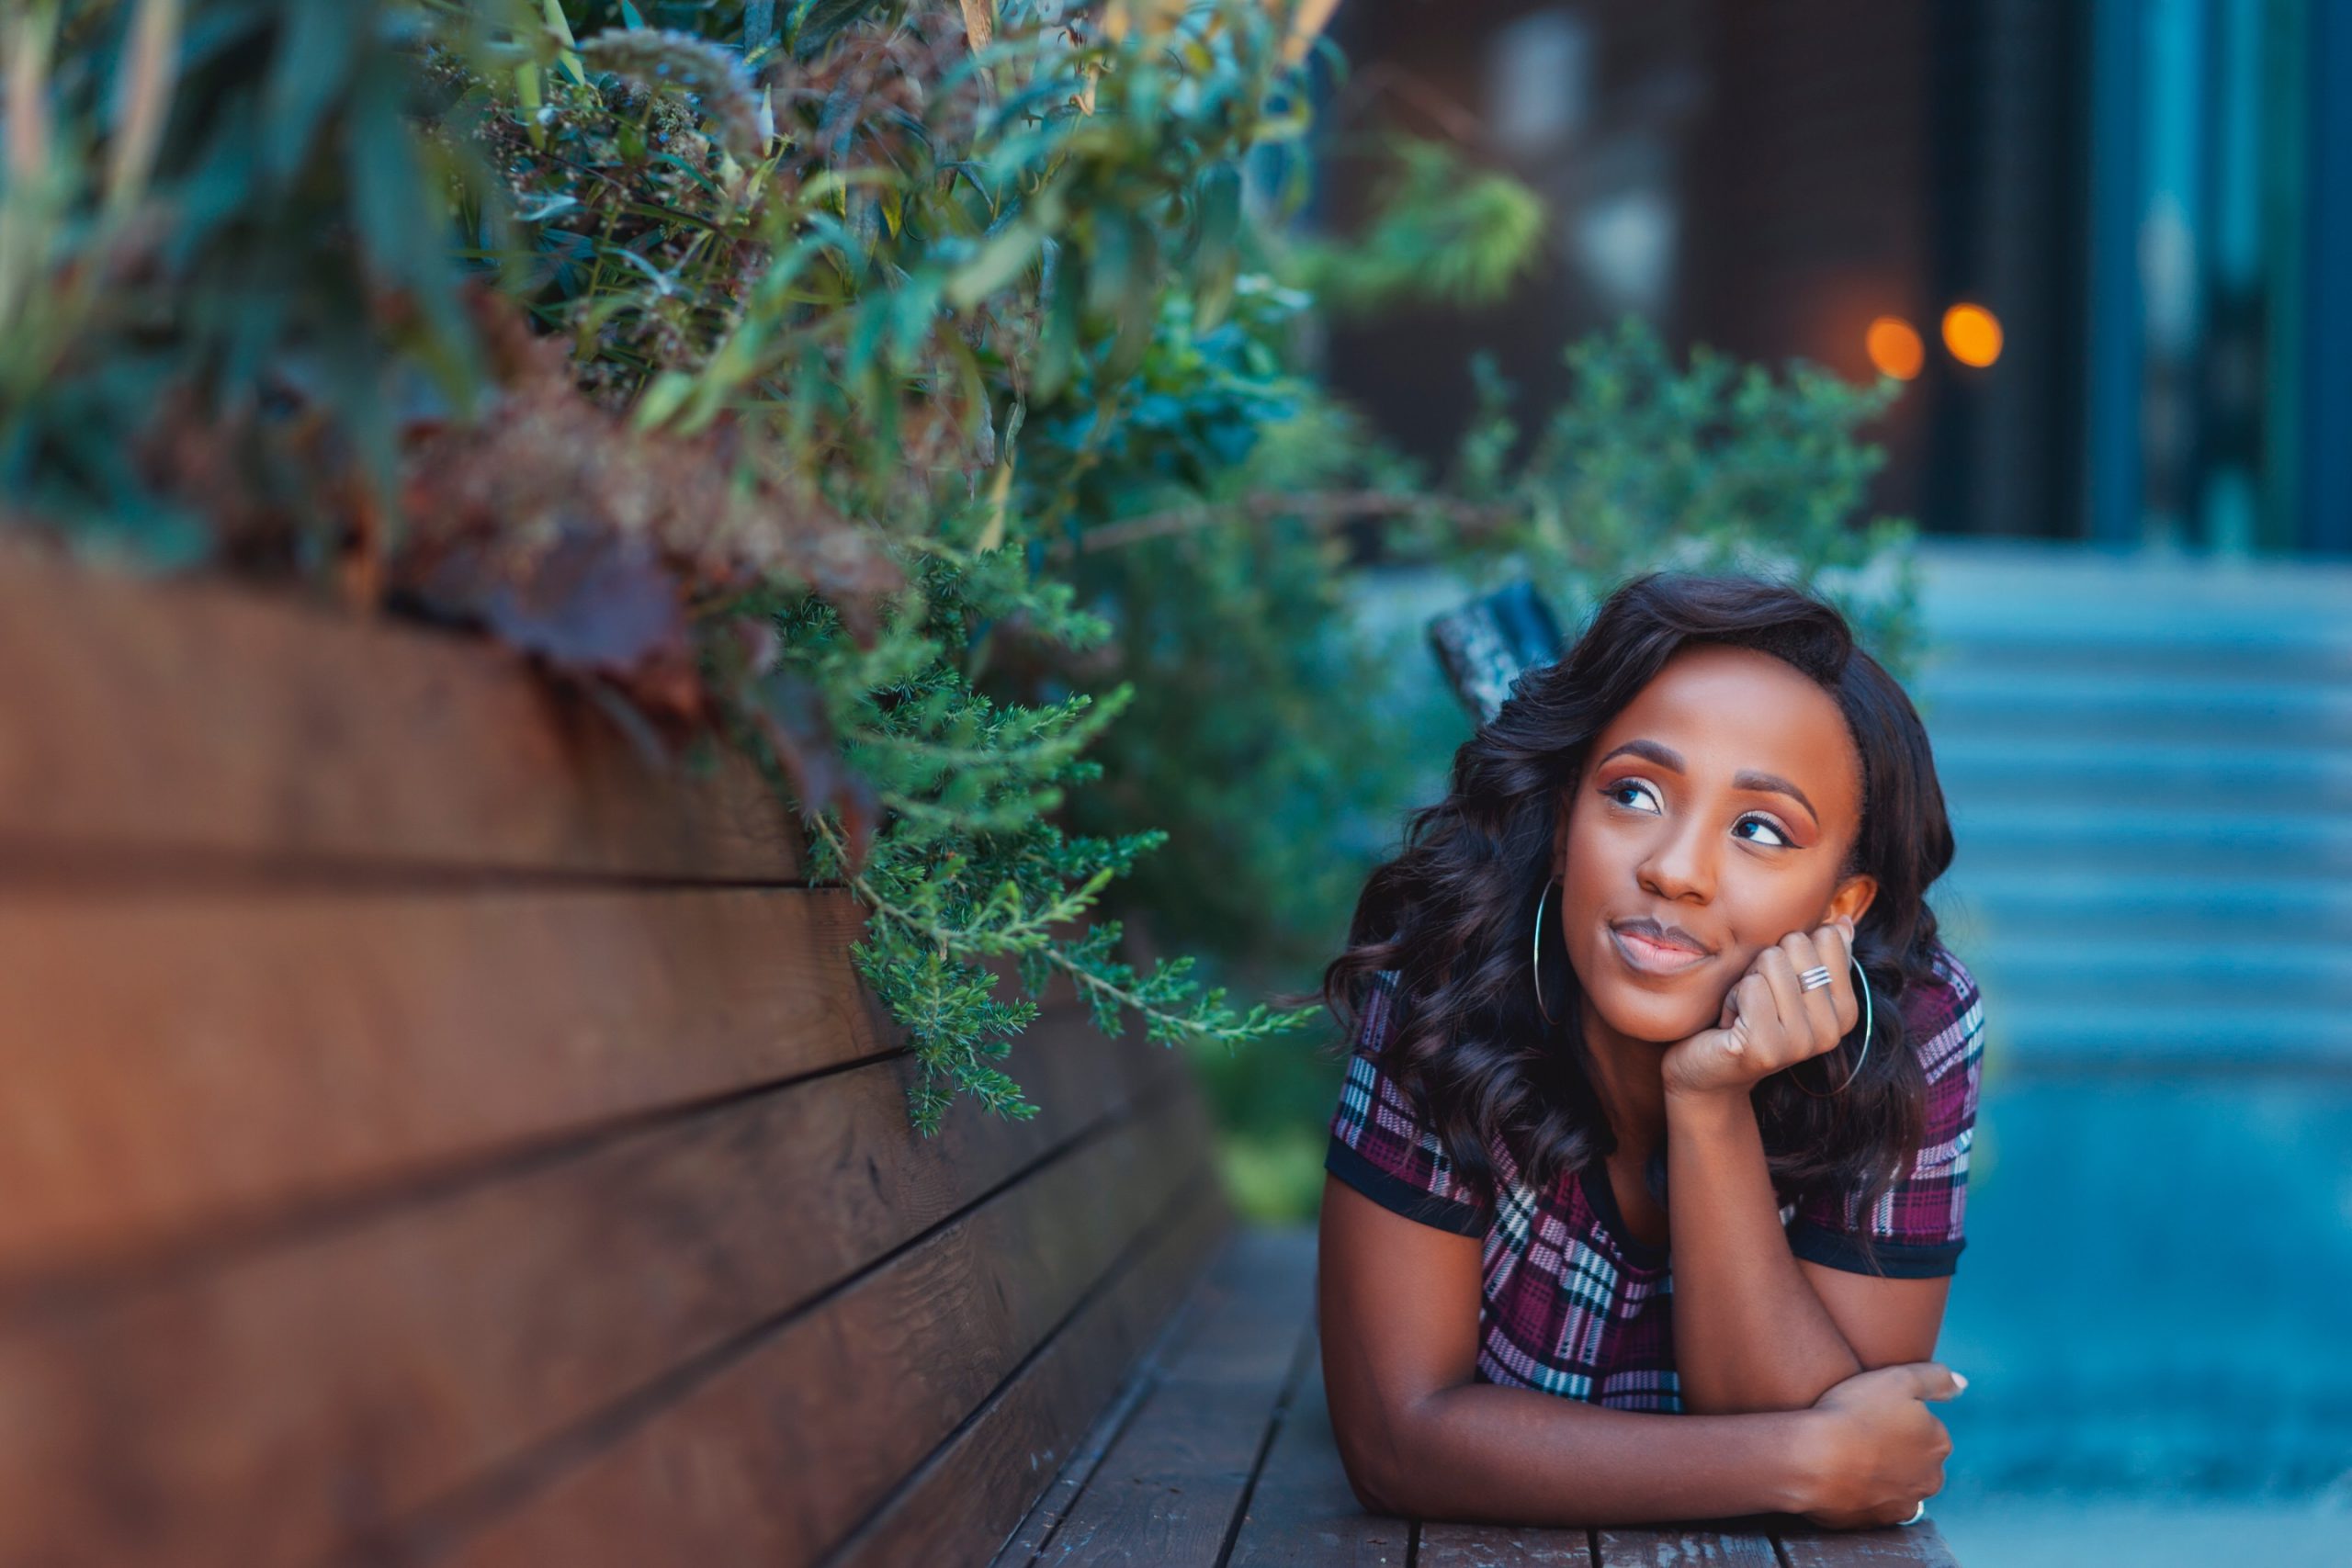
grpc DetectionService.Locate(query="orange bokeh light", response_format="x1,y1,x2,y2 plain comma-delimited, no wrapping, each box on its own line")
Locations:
1942,302,2004,367
1864,317,1925,380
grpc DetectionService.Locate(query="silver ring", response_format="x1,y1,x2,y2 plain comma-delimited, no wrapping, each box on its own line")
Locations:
1798,964,1835,992
1900,1500,1927,1526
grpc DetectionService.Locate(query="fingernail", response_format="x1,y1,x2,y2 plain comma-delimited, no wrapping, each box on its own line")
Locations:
1952,1373,1969,1392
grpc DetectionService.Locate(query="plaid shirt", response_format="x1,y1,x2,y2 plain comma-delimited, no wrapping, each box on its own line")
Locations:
1324,945,1985,1412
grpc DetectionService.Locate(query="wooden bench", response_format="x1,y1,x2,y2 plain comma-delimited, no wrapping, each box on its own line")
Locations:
0,547,1958,1565
995,1226,1963,1568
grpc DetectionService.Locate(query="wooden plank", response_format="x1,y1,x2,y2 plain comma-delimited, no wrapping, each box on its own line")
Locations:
1594,1523,1779,1565
0,1006,1182,1568
1419,1520,1595,1566
1432,1512,1956,1567
997,1225,1318,1566
982,1231,1234,1568
820,1173,1233,1568
429,1080,1220,1568
0,886,882,1276
1224,1333,1413,1568
0,541,800,882
1775,1517,1962,1565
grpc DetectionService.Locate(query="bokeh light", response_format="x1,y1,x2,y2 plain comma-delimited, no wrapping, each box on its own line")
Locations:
1942,302,2005,367
1864,315,1926,380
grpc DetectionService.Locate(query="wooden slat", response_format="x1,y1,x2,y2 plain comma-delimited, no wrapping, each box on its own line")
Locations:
0,1005,1181,1568
820,1173,1233,1568
983,1360,1165,1568
0,886,880,1276
993,1225,1318,1566
1776,1517,1962,1565
981,1247,1227,1568
432,1078,1220,1568
1419,1520,1595,1565
1421,1513,1958,1565
1224,1337,1413,1568
1594,1524,1779,1565
0,542,799,882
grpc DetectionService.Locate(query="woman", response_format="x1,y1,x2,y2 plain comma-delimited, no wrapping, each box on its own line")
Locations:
1317,570,1982,1531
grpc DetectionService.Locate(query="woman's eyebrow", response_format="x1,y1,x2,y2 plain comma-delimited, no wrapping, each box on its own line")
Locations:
1738,772,1819,827
1595,738,1819,827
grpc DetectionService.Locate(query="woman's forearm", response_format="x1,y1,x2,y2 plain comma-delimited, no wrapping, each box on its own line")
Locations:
1663,1088,1861,1413
1371,1380,1825,1526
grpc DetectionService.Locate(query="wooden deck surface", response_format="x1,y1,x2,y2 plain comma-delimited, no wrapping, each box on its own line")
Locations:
991,1227,1962,1568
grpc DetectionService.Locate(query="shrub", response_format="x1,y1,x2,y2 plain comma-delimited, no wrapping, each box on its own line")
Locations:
1,0,1918,1150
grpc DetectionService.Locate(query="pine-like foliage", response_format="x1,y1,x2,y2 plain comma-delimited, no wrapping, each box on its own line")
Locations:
3,0,1921,1153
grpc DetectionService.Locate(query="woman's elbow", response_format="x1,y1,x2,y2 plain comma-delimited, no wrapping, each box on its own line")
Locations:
1335,1438,1406,1518
1329,1397,1429,1518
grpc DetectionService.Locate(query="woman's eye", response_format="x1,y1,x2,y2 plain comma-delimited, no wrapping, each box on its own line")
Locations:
1604,780,1659,812
1609,780,1787,851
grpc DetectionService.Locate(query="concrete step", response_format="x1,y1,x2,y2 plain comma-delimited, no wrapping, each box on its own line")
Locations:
1987,1004,2352,1071
1911,536,2352,620
1913,671,2352,749
1917,635,2352,686
1933,739,2352,812
1909,540,2352,685
1969,938,2352,1010
1919,597,2352,642
1935,872,2352,943
1919,590,2351,634
1948,804,2352,879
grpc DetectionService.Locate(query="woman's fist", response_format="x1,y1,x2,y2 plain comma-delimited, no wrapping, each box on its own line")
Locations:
1793,1359,1964,1529
1661,916,1860,1102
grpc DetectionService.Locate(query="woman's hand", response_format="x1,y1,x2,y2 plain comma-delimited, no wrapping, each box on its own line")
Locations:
1660,916,1860,1102
1792,1360,1963,1529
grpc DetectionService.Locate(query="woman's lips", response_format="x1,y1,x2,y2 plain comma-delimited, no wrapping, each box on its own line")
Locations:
1610,925,1714,976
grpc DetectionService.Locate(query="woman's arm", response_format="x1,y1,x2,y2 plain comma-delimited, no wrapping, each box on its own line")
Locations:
1319,1176,1827,1525
1657,923,1954,1414
1661,1086,1865,1414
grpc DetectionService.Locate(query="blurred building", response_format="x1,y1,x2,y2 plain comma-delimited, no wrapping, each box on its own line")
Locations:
1317,0,2352,556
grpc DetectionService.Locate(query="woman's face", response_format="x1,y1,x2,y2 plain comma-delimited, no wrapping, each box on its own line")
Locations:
1557,642,1878,1044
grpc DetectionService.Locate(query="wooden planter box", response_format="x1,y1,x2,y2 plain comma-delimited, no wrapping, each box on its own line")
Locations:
0,545,1231,1566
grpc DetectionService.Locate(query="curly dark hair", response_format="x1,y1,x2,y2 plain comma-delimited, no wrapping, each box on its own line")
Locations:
1318,570,1958,1265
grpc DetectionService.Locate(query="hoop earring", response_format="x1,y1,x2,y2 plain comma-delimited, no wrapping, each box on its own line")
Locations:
1793,953,1874,1098
1532,877,1559,1026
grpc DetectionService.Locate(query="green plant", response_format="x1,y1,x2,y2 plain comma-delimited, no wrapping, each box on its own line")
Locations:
1281,127,1548,316
2,0,1921,1164
0,0,492,570
456,0,1365,1129
3,0,1356,1134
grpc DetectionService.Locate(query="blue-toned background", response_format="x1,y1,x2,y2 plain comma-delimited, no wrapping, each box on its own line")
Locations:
1913,542,2352,1561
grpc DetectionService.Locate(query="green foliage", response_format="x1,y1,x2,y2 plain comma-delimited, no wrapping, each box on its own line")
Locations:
1433,319,1923,668
0,0,492,566
5,0,1347,1135
1280,129,1549,315
483,0,1343,1129
4,0,1922,1163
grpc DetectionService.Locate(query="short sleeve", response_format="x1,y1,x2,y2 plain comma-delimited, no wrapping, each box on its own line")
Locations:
1325,970,1494,1237
1785,946,1985,1279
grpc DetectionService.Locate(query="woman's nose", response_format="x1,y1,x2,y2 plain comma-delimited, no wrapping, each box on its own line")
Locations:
1639,824,1714,899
